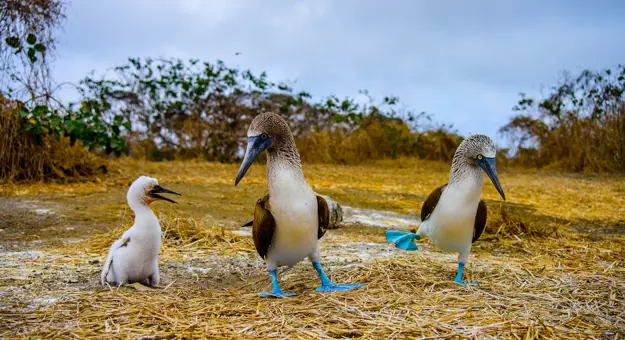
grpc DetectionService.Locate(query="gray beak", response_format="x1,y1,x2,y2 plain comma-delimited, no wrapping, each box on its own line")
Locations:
148,185,182,204
235,135,274,186
478,157,506,200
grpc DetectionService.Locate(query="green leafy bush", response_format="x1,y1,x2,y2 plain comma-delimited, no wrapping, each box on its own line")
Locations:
0,95,107,182
18,100,130,156
78,58,461,163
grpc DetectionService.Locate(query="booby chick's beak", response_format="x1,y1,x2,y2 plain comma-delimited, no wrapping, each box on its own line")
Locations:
477,156,506,200
235,134,274,186
148,185,182,204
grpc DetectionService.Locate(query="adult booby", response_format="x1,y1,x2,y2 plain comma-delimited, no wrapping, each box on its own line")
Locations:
385,134,505,285
100,176,181,287
235,112,364,297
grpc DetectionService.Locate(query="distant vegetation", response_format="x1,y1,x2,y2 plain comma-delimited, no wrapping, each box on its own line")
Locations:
1,0,623,182
0,0,115,181
501,66,625,173
0,95,107,181
77,57,461,164
0,0,65,104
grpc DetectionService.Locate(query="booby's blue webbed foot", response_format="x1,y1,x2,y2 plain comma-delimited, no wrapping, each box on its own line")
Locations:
312,263,364,293
259,270,296,298
454,262,477,286
385,230,420,251
454,278,478,286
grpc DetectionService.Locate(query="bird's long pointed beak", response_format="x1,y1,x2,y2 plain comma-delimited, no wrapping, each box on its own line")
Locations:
148,185,182,204
235,135,274,186
478,157,506,200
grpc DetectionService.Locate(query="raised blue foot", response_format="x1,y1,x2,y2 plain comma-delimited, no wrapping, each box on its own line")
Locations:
259,270,296,298
313,262,364,293
385,230,420,251
454,262,478,286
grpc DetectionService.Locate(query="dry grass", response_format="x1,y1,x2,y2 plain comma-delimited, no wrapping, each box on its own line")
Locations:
71,211,255,255
485,204,561,239
1,159,624,338
0,95,107,182
296,119,462,165
1,224,623,339
3,157,623,228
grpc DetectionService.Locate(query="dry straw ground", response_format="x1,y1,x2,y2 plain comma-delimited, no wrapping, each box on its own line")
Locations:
1,158,624,339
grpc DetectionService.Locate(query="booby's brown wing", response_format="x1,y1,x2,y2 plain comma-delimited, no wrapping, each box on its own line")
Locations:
252,194,275,260
473,200,487,243
420,184,448,222
316,195,330,239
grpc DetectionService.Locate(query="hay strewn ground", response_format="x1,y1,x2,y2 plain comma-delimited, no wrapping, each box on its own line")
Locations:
1,159,624,338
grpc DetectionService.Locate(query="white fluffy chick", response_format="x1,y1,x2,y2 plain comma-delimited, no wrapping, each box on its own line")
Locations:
100,176,181,287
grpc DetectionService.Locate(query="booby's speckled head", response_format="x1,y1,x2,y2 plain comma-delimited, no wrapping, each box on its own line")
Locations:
235,112,294,186
127,176,182,206
246,112,292,140
454,134,505,200
459,134,497,160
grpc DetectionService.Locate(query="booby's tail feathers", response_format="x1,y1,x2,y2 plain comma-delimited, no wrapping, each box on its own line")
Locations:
241,220,253,228
385,230,420,251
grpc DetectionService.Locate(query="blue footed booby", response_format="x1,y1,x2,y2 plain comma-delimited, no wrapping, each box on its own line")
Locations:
236,112,364,298
100,176,181,287
385,134,505,285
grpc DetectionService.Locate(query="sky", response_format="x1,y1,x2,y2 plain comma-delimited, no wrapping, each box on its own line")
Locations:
51,0,625,144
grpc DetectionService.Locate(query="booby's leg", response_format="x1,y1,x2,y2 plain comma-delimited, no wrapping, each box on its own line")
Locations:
454,252,477,285
312,263,364,292
259,269,296,298
309,246,364,292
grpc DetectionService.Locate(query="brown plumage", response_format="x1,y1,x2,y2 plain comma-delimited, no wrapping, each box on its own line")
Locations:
420,184,487,243
251,195,274,260
473,200,487,242
316,195,330,239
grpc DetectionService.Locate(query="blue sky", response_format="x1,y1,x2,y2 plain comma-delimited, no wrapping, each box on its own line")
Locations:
52,0,625,144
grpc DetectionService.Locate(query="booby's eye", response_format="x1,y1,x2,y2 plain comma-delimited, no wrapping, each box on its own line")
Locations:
260,133,268,139
477,154,483,160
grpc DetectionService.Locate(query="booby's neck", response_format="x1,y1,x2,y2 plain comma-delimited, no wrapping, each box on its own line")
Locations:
266,134,308,195
128,199,156,218
448,158,484,192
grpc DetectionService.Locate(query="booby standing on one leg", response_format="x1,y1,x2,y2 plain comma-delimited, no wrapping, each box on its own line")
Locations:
385,134,505,285
236,112,364,298
100,176,181,287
